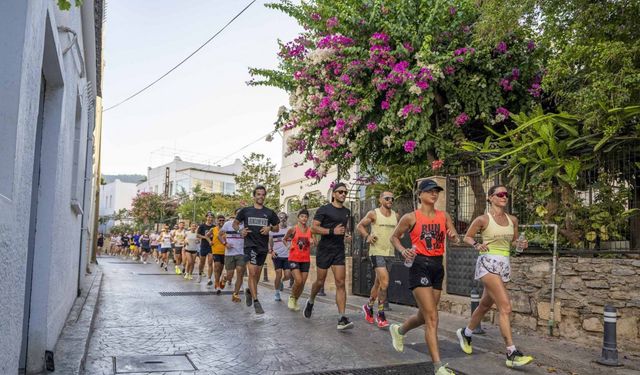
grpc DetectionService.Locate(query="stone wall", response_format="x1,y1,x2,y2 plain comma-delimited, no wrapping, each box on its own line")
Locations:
262,256,353,294
441,256,640,354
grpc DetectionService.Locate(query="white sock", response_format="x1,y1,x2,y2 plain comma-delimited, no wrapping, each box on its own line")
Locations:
464,327,474,337
507,345,517,355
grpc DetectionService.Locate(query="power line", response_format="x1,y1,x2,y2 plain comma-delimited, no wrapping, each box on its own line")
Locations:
211,131,276,166
103,0,257,112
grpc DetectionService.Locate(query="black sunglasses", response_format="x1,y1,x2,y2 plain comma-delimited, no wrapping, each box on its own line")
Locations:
334,190,348,195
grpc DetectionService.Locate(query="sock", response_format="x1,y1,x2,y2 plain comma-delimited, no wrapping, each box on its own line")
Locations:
398,326,406,335
464,327,474,337
254,299,259,303
507,345,517,355
367,297,375,307
434,361,442,369
377,301,385,312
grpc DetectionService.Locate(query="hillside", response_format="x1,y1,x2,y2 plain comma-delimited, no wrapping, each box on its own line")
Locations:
103,174,146,184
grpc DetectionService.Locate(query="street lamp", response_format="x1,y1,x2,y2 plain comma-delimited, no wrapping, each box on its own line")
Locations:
302,194,310,209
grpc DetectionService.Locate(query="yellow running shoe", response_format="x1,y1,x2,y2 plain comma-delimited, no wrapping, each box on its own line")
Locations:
456,328,472,354
389,323,404,352
435,363,455,375
188,273,193,280
506,349,533,368
287,296,296,310
174,265,180,275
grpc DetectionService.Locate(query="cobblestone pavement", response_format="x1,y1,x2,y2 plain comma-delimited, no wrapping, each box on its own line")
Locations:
85,257,639,375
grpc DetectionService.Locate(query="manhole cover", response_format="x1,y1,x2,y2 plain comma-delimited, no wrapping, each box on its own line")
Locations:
159,291,243,296
113,354,196,373
294,362,436,375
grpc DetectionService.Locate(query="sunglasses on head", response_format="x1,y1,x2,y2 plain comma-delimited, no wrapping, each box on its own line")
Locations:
493,192,509,198
382,196,394,202
334,190,348,195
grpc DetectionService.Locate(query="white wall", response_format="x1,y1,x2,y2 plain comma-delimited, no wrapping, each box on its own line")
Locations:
99,179,138,216
0,1,98,373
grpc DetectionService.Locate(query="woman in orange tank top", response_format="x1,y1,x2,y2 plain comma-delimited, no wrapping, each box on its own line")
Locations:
283,209,314,312
389,179,460,375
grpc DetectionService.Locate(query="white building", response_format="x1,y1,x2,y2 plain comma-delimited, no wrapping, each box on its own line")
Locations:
99,179,138,233
137,156,242,197
279,129,357,211
0,1,102,373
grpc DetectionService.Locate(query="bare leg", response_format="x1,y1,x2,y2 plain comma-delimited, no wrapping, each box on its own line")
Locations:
332,265,347,314
309,267,328,301
469,274,513,346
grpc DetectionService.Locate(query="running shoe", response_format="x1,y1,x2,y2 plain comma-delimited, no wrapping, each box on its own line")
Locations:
375,311,389,329
274,291,281,301
456,328,472,354
164,265,168,272
216,289,222,295
435,364,455,375
231,293,241,303
293,299,300,312
196,274,202,283
337,316,354,330
175,266,181,275
506,349,533,368
187,273,193,280
303,299,314,318
206,280,213,288
143,261,147,264
183,273,188,279
362,304,375,324
287,296,295,310
245,288,253,307
254,300,264,314
160,262,164,269
219,281,226,290
389,323,404,352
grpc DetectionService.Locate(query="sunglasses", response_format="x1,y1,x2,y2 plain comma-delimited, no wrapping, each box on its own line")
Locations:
493,192,509,198
334,190,348,195
382,196,394,202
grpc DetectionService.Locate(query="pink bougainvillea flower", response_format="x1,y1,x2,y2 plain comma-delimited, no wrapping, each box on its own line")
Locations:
528,83,542,97
496,107,510,117
449,6,456,15
381,100,390,110
326,16,338,29
432,159,444,170
455,112,470,127
500,78,513,91
311,13,321,21
366,122,378,132
527,40,536,52
404,140,417,153
443,66,455,75
495,41,508,54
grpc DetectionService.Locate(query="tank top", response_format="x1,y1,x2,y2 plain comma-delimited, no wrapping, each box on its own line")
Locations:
160,232,172,248
140,235,150,248
369,208,398,257
289,225,311,262
409,209,447,256
173,229,187,247
211,226,226,255
482,213,514,257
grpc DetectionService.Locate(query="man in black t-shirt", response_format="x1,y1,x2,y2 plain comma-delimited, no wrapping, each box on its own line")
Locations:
233,185,279,314
196,212,215,285
303,182,354,330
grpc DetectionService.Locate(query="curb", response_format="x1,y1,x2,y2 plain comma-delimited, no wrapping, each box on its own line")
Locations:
53,266,103,374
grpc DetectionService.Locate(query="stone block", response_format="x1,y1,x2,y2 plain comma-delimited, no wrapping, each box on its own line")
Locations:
559,317,581,339
618,317,639,340
537,301,562,322
512,313,537,331
627,299,640,308
561,276,584,290
632,260,640,267
585,280,609,289
611,291,633,301
573,263,593,272
611,267,636,276
579,273,599,280
561,307,580,317
582,317,604,332
530,262,551,273
511,293,532,314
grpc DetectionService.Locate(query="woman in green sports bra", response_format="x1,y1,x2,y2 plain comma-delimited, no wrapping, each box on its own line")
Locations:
457,185,534,369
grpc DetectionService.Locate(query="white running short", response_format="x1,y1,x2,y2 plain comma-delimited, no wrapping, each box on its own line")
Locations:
475,254,511,282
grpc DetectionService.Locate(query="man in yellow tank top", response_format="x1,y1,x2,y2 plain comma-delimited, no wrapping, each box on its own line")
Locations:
356,191,399,329
211,214,227,294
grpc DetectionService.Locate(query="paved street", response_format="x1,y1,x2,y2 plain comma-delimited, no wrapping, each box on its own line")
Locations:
85,257,640,375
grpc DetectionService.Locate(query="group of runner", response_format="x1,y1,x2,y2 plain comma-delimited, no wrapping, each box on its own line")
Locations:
104,179,532,375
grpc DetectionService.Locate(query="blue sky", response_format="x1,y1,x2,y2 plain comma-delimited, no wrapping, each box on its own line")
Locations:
101,1,302,174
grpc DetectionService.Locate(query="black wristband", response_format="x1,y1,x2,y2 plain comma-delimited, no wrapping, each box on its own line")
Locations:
472,241,478,248
329,227,333,235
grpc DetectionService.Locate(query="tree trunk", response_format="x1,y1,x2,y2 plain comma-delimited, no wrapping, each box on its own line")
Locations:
469,173,486,219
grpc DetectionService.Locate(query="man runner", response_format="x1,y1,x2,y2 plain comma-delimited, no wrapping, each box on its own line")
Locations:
357,191,399,329
139,230,151,264
388,179,460,375
211,214,227,294
172,221,187,275
197,213,215,285
269,212,291,301
234,185,279,314
220,208,245,303
303,182,354,330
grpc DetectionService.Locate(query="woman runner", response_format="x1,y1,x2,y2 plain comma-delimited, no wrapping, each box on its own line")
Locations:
284,209,314,312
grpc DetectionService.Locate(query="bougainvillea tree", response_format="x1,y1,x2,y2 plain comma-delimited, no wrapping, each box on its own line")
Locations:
249,0,545,186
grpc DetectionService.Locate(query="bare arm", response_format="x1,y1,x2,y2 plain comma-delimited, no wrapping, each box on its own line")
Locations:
463,215,489,251
356,210,376,241
311,219,331,235
444,212,461,244
283,227,295,246
390,213,415,255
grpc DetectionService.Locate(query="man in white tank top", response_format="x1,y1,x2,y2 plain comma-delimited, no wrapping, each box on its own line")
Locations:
356,191,399,329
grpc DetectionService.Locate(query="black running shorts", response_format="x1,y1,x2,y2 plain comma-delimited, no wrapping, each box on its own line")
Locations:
289,261,310,273
316,247,345,269
409,255,444,290
244,247,267,267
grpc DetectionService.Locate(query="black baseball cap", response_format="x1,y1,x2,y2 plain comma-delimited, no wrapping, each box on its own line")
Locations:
418,179,443,192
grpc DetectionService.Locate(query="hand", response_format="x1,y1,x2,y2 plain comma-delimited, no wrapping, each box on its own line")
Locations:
260,226,271,235
518,239,529,249
270,251,276,259
333,224,346,235
366,234,378,244
225,242,232,249
240,228,251,238
402,246,416,261
344,233,352,241
474,242,489,252
447,229,461,244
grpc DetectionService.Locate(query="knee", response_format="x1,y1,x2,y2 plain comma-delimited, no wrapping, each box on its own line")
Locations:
424,311,438,327
335,278,346,289
499,302,512,316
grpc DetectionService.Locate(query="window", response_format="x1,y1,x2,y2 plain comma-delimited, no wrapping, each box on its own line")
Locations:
223,182,236,195
70,95,82,203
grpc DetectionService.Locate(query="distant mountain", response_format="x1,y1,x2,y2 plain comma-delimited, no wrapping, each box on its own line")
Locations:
103,174,146,184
